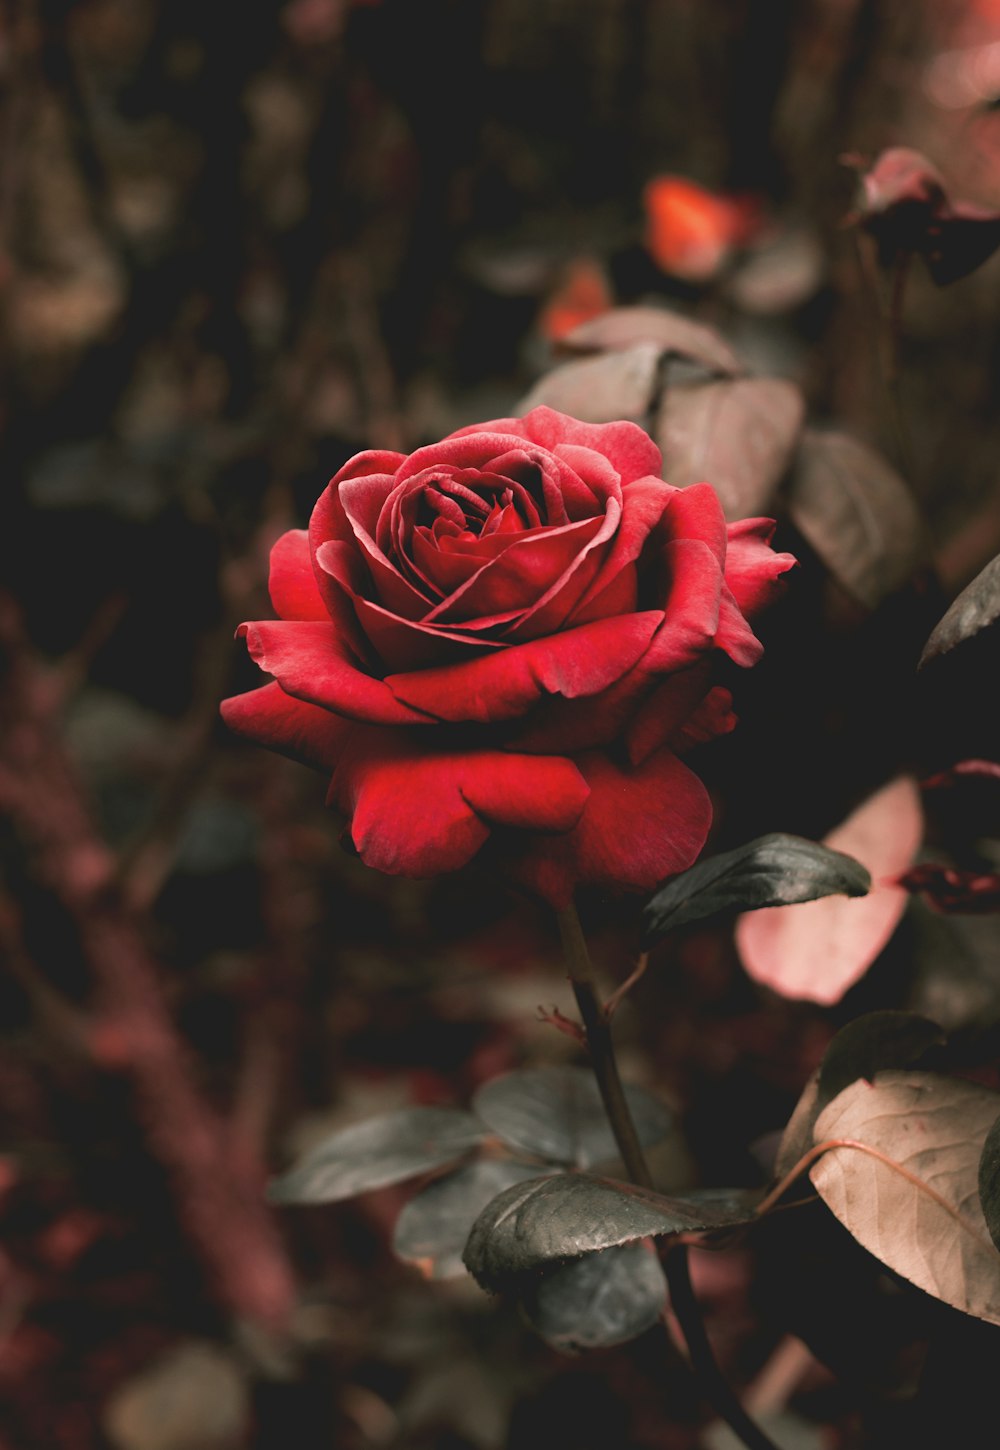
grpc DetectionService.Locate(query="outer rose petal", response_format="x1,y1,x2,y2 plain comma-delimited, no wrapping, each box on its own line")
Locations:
664,482,728,565
309,460,411,626
385,610,664,723
641,539,724,672
504,746,712,908
269,530,329,621
625,659,716,764
220,683,354,771
309,450,405,550
714,583,764,667
724,517,797,617
668,685,737,754
565,476,674,625
509,669,653,755
329,732,590,876
237,620,432,725
451,406,663,488
349,593,508,671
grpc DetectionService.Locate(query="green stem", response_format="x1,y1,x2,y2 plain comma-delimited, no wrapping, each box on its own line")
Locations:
556,901,781,1450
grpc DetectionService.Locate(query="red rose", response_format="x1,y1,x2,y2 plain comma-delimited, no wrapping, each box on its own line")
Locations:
221,406,793,907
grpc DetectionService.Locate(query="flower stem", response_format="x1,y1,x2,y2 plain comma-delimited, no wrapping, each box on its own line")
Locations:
556,904,653,1186
556,901,781,1450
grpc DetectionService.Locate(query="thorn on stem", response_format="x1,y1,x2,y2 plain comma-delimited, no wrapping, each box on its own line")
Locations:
536,1005,586,1044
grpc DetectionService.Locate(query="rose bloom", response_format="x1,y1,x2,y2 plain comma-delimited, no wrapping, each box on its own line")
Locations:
222,407,793,907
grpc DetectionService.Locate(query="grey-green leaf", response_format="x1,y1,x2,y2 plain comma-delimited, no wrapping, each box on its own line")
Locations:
920,553,1000,668
268,1107,486,1205
644,833,871,946
393,1159,547,1279
463,1173,756,1292
472,1066,671,1169
520,1243,668,1351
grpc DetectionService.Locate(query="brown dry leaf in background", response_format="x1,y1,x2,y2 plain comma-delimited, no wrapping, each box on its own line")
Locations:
810,1071,1000,1324
655,377,804,520
519,343,661,422
787,431,927,610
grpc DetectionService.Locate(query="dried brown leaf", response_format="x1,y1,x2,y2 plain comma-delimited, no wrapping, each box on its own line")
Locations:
655,377,804,520
562,305,743,376
519,343,661,423
728,231,825,315
811,1071,1000,1325
787,431,925,610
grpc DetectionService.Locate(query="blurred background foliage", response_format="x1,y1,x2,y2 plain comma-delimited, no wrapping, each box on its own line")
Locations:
3,1,1000,1446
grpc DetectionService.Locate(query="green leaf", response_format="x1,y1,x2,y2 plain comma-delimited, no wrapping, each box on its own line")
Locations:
472,1066,671,1169
393,1159,546,1280
463,1173,756,1293
520,1243,667,1351
644,833,870,946
268,1107,486,1205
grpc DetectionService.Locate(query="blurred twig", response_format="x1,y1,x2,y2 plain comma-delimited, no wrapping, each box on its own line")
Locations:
0,594,296,1331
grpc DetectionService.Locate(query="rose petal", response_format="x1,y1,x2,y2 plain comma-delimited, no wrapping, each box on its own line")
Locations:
393,432,578,523
309,466,403,627
268,530,329,621
664,481,728,564
237,620,432,725
220,682,354,771
339,475,433,620
668,684,737,753
567,563,639,628
311,539,381,661
723,516,797,617
351,594,508,671
331,734,489,875
450,407,663,488
461,754,590,832
329,733,589,876
425,514,607,625
309,451,405,553
486,445,589,521
522,408,663,486
641,538,724,672
385,610,663,723
505,746,712,907
565,475,674,625
625,659,715,764
508,668,653,755
714,582,764,667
